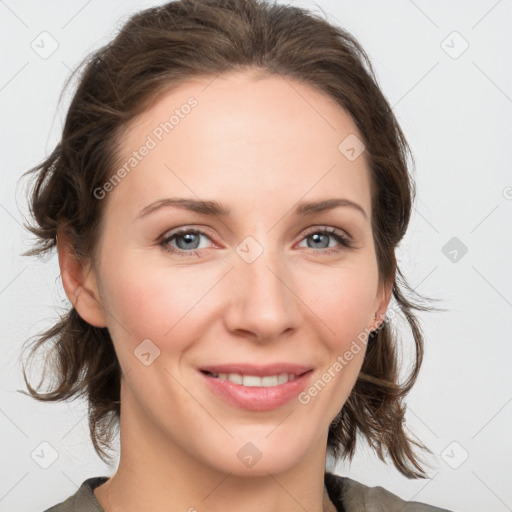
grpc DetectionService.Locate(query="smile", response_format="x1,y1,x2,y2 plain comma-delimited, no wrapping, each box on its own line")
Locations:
200,368,314,411
202,371,301,387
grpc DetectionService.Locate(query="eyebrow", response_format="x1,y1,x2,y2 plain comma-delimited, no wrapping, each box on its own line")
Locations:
136,197,368,220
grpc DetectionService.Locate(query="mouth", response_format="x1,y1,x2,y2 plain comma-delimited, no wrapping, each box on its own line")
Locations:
200,369,311,387
198,363,314,411
199,362,313,374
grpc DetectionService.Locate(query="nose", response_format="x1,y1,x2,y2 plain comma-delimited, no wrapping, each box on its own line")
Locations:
222,238,302,342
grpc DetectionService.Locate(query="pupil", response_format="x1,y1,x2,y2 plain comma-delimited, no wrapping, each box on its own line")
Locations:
310,233,328,248
177,232,199,250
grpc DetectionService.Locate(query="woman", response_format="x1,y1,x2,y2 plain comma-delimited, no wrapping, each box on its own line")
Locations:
21,0,452,510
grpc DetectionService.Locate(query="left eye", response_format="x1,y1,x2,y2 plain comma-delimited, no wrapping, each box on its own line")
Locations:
297,228,352,252
159,227,352,256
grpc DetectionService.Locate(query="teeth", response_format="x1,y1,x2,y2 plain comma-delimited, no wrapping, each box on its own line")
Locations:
209,372,297,387
227,373,243,385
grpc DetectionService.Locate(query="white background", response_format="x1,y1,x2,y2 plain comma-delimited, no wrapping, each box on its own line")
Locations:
1,1,511,511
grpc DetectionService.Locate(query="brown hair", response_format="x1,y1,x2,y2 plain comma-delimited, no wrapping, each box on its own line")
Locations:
20,0,432,478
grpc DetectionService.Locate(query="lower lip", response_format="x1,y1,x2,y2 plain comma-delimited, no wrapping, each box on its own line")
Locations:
200,371,313,411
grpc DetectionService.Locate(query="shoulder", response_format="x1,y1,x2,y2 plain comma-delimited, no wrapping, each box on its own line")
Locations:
42,477,108,512
324,472,454,512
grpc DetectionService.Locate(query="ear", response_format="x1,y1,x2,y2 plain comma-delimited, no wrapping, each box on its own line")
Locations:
57,232,107,328
371,279,393,331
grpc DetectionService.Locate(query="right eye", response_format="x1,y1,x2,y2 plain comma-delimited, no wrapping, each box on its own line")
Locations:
159,227,216,257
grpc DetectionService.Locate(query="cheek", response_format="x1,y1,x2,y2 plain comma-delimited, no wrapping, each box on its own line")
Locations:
300,261,379,343
296,260,377,406
97,253,222,349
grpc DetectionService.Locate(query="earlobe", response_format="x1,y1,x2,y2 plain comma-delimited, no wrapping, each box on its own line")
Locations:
371,281,393,331
57,232,107,328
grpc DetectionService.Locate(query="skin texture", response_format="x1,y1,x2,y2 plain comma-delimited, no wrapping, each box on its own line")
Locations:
58,68,391,512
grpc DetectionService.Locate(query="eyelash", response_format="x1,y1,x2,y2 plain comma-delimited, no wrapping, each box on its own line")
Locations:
158,226,354,258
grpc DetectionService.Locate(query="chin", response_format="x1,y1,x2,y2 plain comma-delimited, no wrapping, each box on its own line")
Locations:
199,433,315,477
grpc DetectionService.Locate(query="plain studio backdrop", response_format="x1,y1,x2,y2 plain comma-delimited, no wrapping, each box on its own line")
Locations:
1,1,511,511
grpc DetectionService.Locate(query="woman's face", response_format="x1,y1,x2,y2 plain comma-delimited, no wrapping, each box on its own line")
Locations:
83,70,389,475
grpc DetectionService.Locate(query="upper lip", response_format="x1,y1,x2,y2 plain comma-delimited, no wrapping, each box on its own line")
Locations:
199,363,314,377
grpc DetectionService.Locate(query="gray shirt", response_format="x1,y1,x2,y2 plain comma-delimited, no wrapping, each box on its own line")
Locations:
42,472,453,511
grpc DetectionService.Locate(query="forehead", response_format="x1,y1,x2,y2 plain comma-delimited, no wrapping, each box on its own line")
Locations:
122,70,363,152
107,70,371,216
